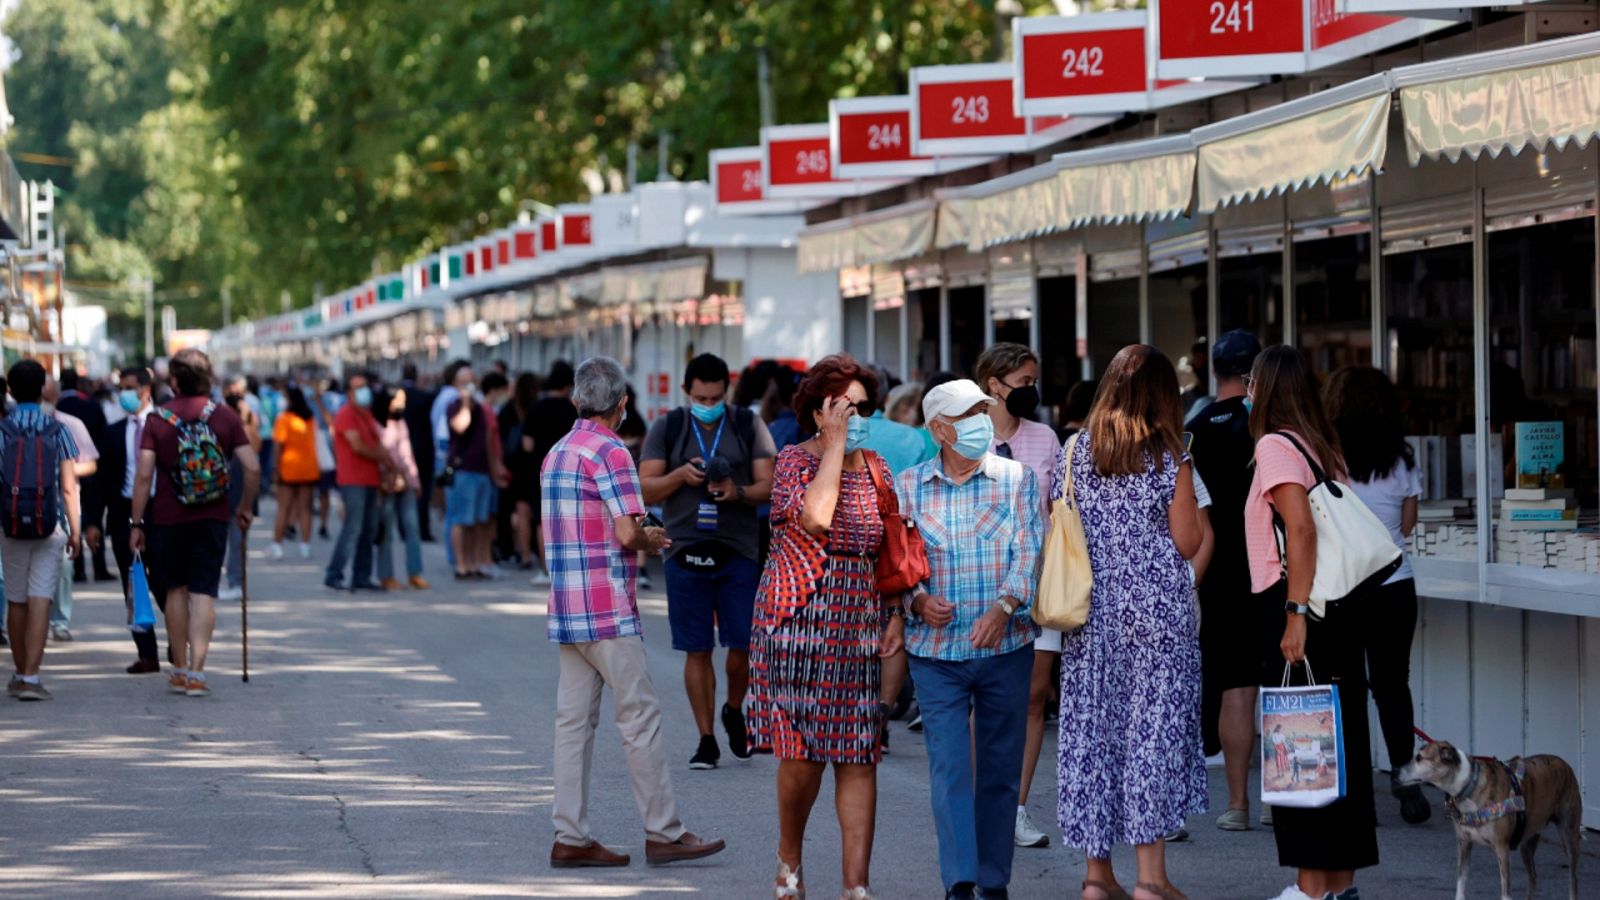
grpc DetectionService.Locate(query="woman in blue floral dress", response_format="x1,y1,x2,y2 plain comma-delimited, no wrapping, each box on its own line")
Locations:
1053,345,1207,900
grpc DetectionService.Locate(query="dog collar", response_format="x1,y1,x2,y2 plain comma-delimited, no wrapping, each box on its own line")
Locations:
1449,759,1528,848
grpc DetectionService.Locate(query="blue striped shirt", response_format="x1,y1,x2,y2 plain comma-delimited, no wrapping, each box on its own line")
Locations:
897,452,1042,662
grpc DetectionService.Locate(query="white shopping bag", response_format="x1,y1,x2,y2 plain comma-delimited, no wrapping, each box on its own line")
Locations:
1260,662,1346,810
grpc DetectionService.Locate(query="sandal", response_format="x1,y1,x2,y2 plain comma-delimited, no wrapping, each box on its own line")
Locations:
775,855,804,899
840,888,875,900
1135,883,1190,900
1083,880,1133,900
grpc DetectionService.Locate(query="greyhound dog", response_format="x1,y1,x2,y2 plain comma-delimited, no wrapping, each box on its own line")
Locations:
1397,739,1581,900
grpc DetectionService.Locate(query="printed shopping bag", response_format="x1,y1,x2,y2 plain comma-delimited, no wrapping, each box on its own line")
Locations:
130,552,157,631
1260,662,1346,809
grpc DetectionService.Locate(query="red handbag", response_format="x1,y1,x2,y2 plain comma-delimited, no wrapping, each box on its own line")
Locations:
864,453,930,596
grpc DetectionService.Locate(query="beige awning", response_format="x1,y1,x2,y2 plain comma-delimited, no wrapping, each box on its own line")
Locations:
1196,74,1392,212
965,163,1065,250
796,200,936,273
1055,135,1197,227
935,194,976,250
599,257,709,306
1396,31,1600,164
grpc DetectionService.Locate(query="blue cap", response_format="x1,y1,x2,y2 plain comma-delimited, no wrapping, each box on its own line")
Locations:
1212,329,1262,376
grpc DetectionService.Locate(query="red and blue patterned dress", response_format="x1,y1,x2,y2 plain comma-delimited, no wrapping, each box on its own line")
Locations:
748,445,887,764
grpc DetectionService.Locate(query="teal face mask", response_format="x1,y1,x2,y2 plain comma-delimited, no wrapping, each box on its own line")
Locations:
354,386,373,408
690,401,725,425
950,415,994,461
844,415,870,453
118,389,142,413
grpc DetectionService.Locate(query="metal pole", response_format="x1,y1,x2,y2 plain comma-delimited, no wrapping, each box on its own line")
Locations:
143,277,154,361
757,49,775,131
657,131,673,182
1370,177,1387,375
222,285,233,329
1281,195,1296,349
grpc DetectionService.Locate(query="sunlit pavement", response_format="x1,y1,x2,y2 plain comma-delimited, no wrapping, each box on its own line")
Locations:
3,501,1594,898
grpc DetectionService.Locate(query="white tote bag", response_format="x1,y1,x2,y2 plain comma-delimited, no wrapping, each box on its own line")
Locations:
1271,432,1400,618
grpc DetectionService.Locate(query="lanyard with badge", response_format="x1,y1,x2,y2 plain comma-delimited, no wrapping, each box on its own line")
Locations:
692,414,724,532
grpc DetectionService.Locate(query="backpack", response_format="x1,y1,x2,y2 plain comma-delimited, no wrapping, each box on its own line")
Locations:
154,401,231,506
0,417,64,539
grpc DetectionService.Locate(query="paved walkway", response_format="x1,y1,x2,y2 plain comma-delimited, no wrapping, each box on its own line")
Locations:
1,503,1593,898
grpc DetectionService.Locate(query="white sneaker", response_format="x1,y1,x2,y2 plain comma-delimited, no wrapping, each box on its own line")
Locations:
1013,806,1048,848
1261,805,1274,827
268,542,285,560
218,586,243,602
298,542,311,559
530,569,551,588
1267,886,1326,900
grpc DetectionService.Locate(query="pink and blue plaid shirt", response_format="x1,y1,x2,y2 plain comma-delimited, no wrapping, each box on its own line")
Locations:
897,452,1043,662
539,419,647,644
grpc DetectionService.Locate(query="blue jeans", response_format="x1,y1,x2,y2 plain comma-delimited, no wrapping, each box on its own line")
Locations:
377,492,423,581
325,485,379,586
908,645,1033,892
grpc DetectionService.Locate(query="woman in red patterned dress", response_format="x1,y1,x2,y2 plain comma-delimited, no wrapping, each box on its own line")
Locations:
748,354,903,900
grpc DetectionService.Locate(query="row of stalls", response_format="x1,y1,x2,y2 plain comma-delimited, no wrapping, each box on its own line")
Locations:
205,181,838,421
793,19,1600,826
205,5,1600,826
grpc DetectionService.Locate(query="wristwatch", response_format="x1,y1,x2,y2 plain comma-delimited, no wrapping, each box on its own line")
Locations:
995,597,1019,616
1284,600,1309,616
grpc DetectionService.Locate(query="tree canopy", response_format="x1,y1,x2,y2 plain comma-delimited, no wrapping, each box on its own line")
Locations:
4,0,1083,349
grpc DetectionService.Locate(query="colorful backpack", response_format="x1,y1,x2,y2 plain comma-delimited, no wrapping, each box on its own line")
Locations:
154,401,231,506
0,417,63,539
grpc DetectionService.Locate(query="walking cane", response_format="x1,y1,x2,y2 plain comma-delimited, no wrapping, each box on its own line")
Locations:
240,519,250,683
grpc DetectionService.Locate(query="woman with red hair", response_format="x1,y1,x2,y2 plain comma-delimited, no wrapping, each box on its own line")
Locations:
748,353,901,900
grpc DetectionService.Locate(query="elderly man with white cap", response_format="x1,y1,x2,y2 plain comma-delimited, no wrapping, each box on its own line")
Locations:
896,379,1043,900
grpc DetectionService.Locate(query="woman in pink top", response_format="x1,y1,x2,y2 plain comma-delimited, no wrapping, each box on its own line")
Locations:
374,388,428,590
1244,346,1376,900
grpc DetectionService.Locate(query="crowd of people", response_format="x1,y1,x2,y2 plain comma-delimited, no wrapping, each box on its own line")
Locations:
539,337,1430,900
3,336,1433,900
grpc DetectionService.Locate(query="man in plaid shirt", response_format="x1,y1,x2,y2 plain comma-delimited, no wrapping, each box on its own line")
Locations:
539,356,726,871
897,379,1042,900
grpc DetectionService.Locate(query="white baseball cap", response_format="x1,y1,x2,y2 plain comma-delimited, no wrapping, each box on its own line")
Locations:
922,379,996,424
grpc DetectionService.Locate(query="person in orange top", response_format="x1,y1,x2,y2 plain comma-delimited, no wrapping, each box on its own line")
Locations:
269,386,320,560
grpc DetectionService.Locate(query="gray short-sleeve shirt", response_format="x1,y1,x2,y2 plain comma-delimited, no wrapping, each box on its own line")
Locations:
641,408,775,561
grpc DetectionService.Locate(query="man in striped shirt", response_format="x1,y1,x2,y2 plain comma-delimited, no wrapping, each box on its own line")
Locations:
897,379,1042,900
540,356,725,870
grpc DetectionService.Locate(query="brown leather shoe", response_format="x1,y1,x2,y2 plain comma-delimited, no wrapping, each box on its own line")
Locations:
380,577,404,591
408,575,430,590
550,840,630,868
645,831,726,866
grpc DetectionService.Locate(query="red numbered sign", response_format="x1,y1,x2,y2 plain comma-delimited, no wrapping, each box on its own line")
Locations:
715,157,764,204
765,127,835,187
911,63,1039,156
513,228,537,260
1016,13,1148,112
540,219,559,254
711,146,823,214
562,211,593,247
1155,0,1441,78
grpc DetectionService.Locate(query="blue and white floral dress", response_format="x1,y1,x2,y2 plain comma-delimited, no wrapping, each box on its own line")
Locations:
1053,432,1208,857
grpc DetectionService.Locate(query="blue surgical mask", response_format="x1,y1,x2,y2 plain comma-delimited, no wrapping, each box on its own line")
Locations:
1243,395,1254,413
689,401,725,425
844,415,870,453
354,386,373,408
118,389,142,413
950,415,994,461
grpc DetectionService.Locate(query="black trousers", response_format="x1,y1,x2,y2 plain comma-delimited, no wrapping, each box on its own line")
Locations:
1359,578,1420,775
415,460,435,541
109,496,167,663
1259,582,1379,872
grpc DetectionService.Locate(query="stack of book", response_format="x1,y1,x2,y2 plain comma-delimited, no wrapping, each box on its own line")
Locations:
1499,487,1577,532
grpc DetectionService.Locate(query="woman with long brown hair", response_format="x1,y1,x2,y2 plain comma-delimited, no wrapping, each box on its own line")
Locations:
1324,366,1429,826
1054,345,1205,900
1245,346,1377,900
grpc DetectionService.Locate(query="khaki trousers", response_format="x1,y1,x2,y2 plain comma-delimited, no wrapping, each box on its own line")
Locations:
552,637,686,846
